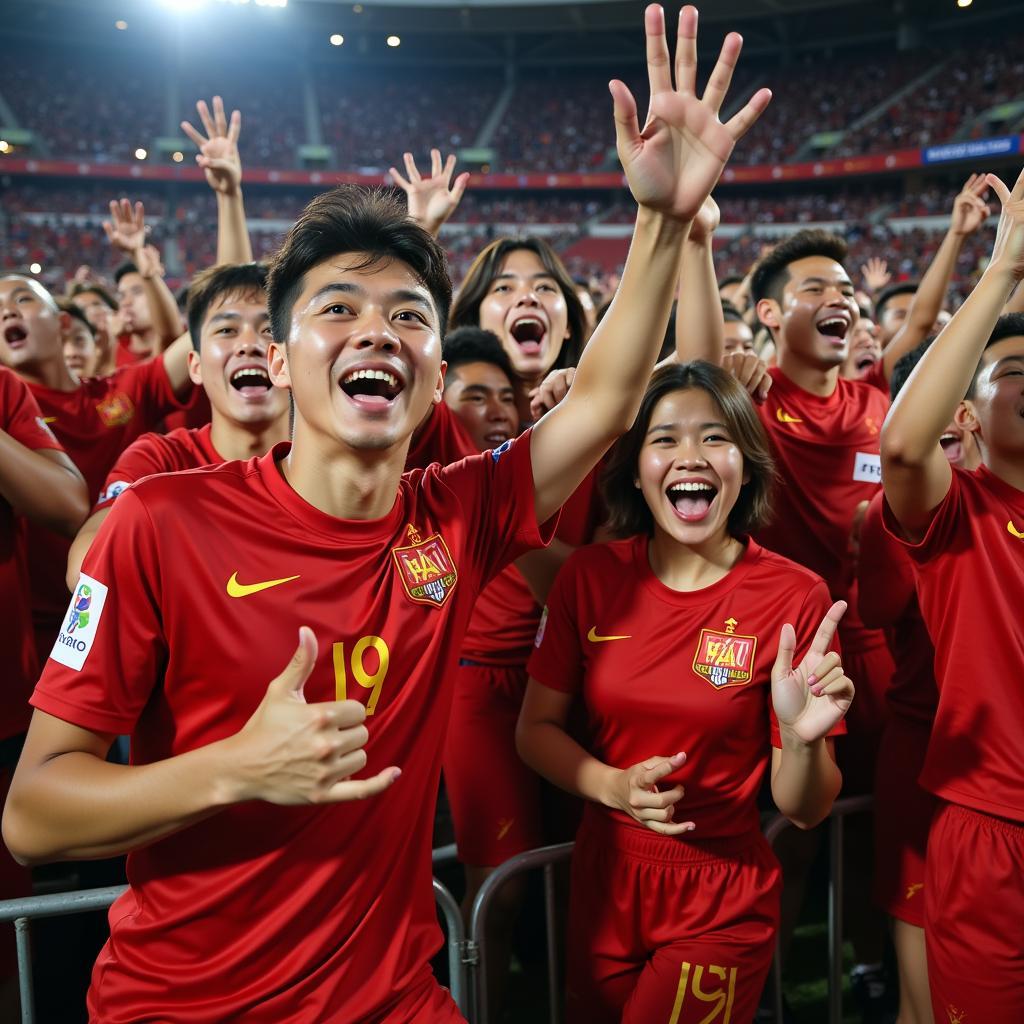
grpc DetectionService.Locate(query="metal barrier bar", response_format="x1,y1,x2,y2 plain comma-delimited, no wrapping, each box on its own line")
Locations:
467,841,574,1024
432,877,468,1017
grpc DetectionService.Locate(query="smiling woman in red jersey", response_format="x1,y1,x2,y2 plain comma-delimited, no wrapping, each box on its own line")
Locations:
518,361,854,1024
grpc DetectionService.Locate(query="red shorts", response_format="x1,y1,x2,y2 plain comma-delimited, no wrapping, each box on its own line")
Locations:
872,716,935,926
925,802,1024,1023
836,637,894,795
565,805,780,1024
442,661,542,867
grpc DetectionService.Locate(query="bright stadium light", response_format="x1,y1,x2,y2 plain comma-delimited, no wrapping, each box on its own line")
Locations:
29,263,42,275
386,34,401,47
957,0,973,6
135,148,148,160
330,33,344,46
115,19,128,29
0,141,9,154
172,151,184,162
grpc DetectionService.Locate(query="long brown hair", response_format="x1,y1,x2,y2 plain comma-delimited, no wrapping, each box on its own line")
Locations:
449,237,585,371
602,362,776,538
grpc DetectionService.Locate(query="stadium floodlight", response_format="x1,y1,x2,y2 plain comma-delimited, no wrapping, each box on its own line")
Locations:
115,19,128,29
29,263,42,275
172,151,185,162
135,148,148,160
330,33,344,46
386,34,401,47
0,141,9,154
957,0,973,6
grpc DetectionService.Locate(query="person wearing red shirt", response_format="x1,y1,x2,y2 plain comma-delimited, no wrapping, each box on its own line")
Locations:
66,261,290,585
518,362,853,1024
0,267,194,662
2,15,773,1018
0,367,87,1014
881,162,1024,1024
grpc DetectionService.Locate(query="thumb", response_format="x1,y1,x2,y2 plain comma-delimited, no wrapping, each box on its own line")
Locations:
773,623,796,680
609,80,641,156
270,626,318,700
986,173,1012,209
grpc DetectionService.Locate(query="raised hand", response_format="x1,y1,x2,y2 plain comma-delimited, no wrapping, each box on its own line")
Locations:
389,148,469,237
688,195,721,245
135,243,165,280
721,349,772,403
103,199,147,257
611,5,771,222
949,172,992,237
771,601,853,745
605,751,694,835
529,366,576,420
225,627,401,806
181,96,243,197
860,257,891,293
984,166,1024,282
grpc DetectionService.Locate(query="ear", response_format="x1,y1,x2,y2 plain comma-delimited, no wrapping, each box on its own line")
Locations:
755,298,781,333
954,399,980,436
268,341,291,390
187,349,202,387
432,359,446,406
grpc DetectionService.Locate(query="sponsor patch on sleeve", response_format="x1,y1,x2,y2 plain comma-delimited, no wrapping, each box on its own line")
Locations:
50,574,109,671
852,451,882,484
491,439,513,463
534,606,548,648
98,480,130,505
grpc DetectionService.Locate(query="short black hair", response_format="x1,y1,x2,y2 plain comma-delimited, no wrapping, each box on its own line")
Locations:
186,262,270,352
718,274,744,289
722,299,744,323
749,229,848,306
267,185,451,345
114,261,139,286
442,326,516,385
875,282,918,323
67,281,117,311
889,336,935,400
57,299,95,338
967,312,1024,398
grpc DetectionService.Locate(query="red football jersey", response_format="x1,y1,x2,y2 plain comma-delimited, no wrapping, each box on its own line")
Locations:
33,432,552,1022
25,357,188,655
884,466,1024,822
755,367,890,639
405,400,477,471
527,536,840,839
95,423,222,511
0,369,64,740
461,564,540,666
860,360,890,395
857,492,936,725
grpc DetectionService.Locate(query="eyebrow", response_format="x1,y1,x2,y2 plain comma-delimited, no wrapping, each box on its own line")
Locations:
494,271,557,282
308,281,434,313
798,275,854,289
207,311,269,325
991,354,1024,372
646,420,729,435
460,383,516,395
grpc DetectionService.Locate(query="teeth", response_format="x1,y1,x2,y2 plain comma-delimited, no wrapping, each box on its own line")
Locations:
231,368,270,384
668,482,714,493
343,368,399,387
819,318,847,328
513,317,544,329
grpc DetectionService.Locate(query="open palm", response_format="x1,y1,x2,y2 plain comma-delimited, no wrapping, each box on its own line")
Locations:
181,96,243,196
103,198,146,255
611,5,771,222
390,148,469,235
771,601,853,745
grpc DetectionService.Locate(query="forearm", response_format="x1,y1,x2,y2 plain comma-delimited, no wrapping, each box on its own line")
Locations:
675,237,723,364
140,270,183,349
514,541,575,605
884,265,1014,465
3,736,236,864
1004,280,1024,315
882,229,964,377
0,436,88,535
770,735,840,830
217,191,253,264
515,718,617,807
66,508,108,588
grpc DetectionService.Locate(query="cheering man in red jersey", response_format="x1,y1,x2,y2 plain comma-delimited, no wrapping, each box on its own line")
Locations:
2,7,771,1021
881,165,1024,1024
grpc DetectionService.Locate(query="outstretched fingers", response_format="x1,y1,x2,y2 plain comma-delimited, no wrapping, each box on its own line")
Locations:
644,3,673,97
674,5,698,98
805,601,847,664
701,30,743,114
609,79,641,156
402,151,422,183
327,766,401,802
723,87,772,143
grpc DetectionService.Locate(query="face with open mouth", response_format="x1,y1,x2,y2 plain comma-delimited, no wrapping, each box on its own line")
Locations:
442,359,518,454
477,249,570,382
771,255,859,370
843,318,882,379
192,292,289,427
638,388,747,548
270,255,442,453
0,275,64,372
968,334,1024,459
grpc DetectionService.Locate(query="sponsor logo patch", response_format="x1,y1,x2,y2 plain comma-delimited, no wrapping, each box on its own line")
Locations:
98,480,130,505
852,451,882,484
50,574,109,670
392,532,458,608
95,392,136,428
692,627,757,689
534,606,548,648
491,438,513,462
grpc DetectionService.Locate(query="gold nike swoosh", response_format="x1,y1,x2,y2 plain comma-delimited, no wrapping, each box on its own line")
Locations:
587,627,631,643
226,572,301,598
776,409,802,424
42,416,58,423
1008,521,1024,540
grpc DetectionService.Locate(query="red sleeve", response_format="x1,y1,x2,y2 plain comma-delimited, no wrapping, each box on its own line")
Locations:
769,579,846,749
861,360,890,395
94,432,169,511
31,488,165,735
437,428,559,587
526,555,584,694
117,355,193,430
881,471,961,565
1,369,64,451
858,493,914,628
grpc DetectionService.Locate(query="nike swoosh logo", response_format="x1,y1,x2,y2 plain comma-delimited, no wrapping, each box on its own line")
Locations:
1009,521,1024,540
496,819,514,841
587,627,631,643
776,409,802,424
226,572,301,598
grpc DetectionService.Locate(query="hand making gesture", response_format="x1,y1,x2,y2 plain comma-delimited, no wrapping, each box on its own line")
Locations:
612,4,771,221
181,95,243,197
389,148,469,238
949,172,992,238
771,601,854,745
103,198,147,258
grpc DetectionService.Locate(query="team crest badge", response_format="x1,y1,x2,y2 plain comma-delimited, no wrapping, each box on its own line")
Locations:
95,392,136,428
392,526,458,608
692,623,757,689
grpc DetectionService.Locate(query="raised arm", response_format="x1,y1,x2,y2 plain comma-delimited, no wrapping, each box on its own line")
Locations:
880,174,991,380
673,195,725,363
103,200,181,350
529,4,770,523
181,96,253,265
389,148,469,239
882,166,1024,537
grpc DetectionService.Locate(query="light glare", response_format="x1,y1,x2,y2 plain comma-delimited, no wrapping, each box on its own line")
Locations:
135,148,148,160
957,0,972,6
29,263,42,275
0,141,9,154
172,151,184,162
115,19,128,29
386,34,401,47
330,33,344,46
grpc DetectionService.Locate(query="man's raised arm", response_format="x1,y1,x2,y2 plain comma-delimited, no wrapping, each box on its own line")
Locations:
390,148,469,240
882,166,1024,537
530,3,771,523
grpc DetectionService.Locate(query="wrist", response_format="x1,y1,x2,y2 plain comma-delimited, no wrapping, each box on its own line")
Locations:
635,205,692,240
217,186,243,202
982,259,1022,291
595,764,624,810
205,733,252,807
778,724,823,755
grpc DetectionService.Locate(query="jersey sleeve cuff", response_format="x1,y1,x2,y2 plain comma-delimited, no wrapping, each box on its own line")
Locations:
30,687,137,737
